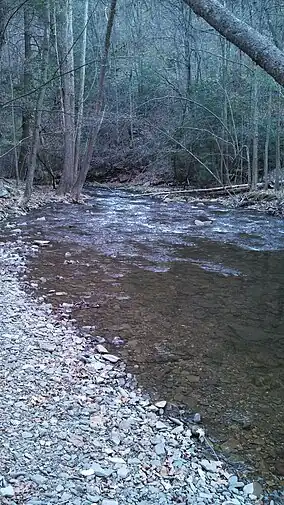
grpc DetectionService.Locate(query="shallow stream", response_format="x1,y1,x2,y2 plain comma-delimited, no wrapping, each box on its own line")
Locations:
3,188,284,487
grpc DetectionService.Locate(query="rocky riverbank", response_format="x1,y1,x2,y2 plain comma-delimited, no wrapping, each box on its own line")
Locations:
0,240,274,505
0,179,68,222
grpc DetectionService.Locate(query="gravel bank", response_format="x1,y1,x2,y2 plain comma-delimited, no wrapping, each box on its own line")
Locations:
0,242,269,505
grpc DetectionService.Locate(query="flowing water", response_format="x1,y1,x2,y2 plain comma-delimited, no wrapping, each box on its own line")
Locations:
2,188,284,488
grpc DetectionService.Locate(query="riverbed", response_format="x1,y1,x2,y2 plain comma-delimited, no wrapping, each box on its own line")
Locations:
2,187,284,488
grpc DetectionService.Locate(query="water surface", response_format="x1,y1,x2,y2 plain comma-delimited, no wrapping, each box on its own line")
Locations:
3,188,284,485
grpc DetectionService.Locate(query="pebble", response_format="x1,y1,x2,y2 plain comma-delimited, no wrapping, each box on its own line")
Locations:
193,412,202,423
101,500,118,505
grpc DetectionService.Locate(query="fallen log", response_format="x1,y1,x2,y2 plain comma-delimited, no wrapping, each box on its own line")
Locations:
141,182,268,198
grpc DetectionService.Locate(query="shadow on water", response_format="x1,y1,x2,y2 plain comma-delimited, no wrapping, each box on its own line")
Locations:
2,188,284,486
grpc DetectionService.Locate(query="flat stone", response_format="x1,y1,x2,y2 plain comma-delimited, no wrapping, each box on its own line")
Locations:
228,475,238,487
101,500,118,505
200,459,221,473
80,468,95,477
87,495,101,503
91,463,112,478
22,431,33,439
40,342,56,352
30,473,47,485
117,466,129,479
243,482,262,498
111,429,121,445
0,485,14,497
103,354,119,363
96,344,108,353
33,240,50,246
155,401,167,409
194,219,212,226
223,500,241,505
156,421,167,430
155,443,166,456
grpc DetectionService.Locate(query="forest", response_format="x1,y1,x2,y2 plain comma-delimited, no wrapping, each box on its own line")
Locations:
1,2,284,502
0,0,284,201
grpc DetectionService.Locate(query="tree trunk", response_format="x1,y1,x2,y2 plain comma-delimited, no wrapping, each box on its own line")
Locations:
74,0,89,177
263,88,272,190
275,87,281,191
18,4,33,179
71,0,117,201
51,0,65,128
7,32,19,185
182,0,284,86
57,0,76,195
23,1,50,202
251,66,259,189
0,1,8,52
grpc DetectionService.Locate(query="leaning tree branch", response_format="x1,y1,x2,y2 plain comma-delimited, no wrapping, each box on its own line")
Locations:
182,0,284,86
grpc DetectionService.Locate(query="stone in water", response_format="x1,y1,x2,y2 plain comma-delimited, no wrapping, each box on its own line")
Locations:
155,400,167,409
96,344,108,354
103,354,119,363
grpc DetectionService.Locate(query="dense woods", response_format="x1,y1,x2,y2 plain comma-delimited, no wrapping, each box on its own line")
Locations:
0,0,284,199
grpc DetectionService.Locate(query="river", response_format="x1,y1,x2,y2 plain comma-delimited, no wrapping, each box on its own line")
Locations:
2,187,284,489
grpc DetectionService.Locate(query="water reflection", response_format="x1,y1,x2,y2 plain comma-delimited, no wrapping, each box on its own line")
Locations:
2,188,284,485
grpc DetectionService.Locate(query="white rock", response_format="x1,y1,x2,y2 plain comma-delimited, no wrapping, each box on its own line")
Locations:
80,468,95,477
155,443,165,456
193,412,202,423
101,500,118,505
91,463,112,478
155,400,167,409
96,344,108,354
228,475,238,487
194,219,212,226
108,457,125,464
201,459,221,473
117,466,129,479
111,429,121,445
33,240,50,246
0,485,14,497
243,482,262,498
156,421,168,430
103,354,119,363
172,424,184,435
243,483,254,495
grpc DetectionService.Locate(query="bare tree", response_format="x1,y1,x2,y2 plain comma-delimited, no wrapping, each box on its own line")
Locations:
57,0,76,195
23,0,50,202
74,0,89,177
71,0,117,201
18,3,32,179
